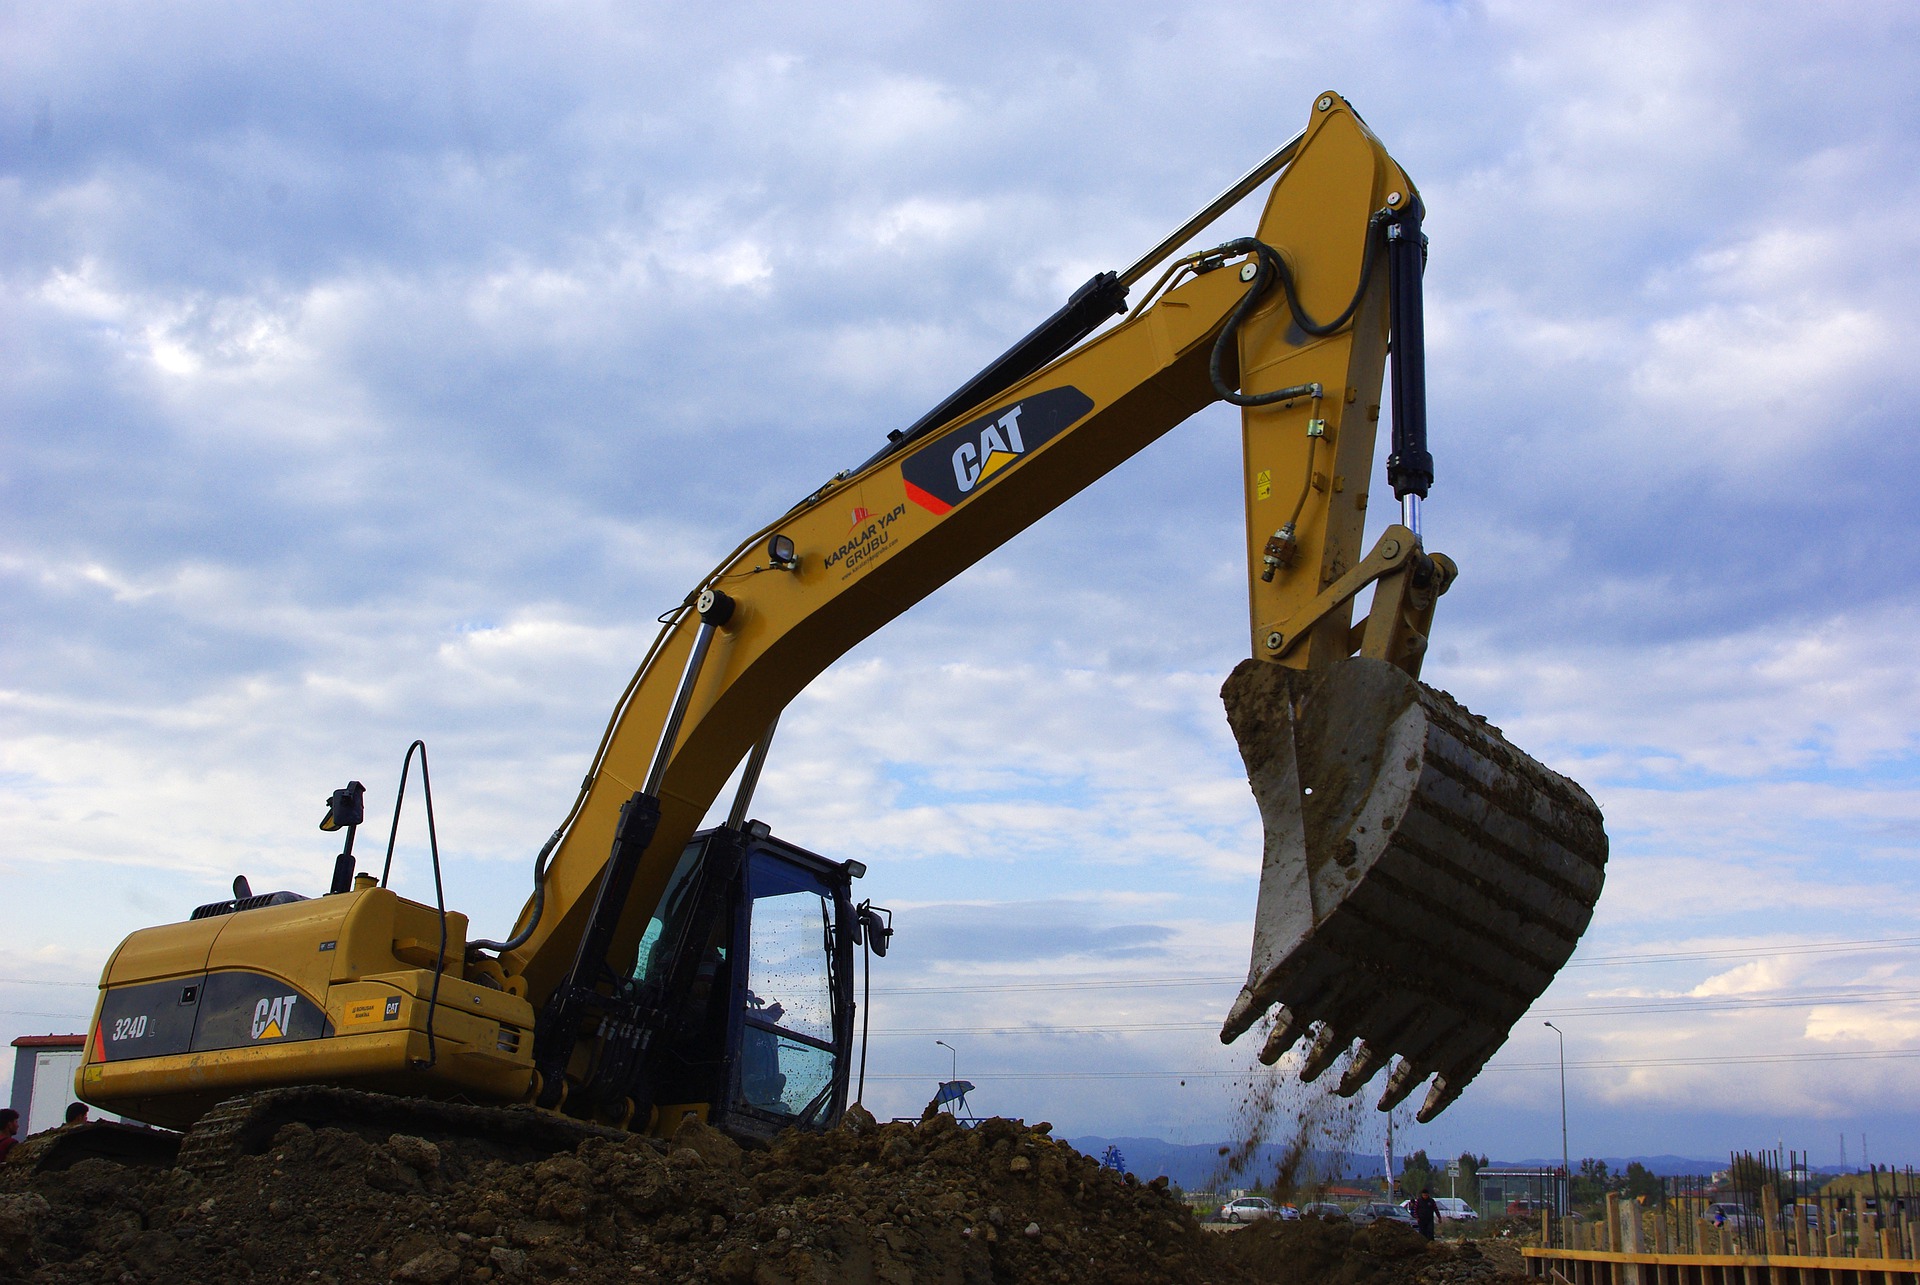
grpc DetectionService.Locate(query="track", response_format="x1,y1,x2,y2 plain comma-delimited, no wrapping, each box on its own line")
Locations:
171,1085,631,1178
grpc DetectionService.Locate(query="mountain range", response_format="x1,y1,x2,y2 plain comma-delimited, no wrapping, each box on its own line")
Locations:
1063,1137,1744,1193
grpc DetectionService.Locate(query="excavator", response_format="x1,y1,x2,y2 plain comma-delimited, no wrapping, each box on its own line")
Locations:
66,92,1607,1166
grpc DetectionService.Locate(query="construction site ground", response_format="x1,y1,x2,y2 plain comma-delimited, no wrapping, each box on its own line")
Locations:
0,1110,1531,1283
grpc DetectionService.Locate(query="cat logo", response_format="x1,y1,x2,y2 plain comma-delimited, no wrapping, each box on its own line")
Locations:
251,994,299,1040
384,996,402,1021
901,386,1095,515
950,405,1025,494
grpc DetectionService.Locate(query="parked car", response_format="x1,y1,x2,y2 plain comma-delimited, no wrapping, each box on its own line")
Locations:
1220,1197,1280,1223
1781,1203,1823,1229
1707,1203,1762,1232
1300,1202,1348,1221
1402,1196,1479,1223
1351,1202,1419,1227
1506,1198,1553,1219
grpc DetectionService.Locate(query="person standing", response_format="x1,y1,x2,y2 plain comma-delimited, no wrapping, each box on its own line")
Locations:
1413,1187,1441,1241
0,1109,18,1161
64,1101,88,1126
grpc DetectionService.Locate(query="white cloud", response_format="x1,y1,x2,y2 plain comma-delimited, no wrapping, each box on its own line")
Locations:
5,0,1920,1158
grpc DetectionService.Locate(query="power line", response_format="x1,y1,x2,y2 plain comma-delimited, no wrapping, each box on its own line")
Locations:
1536,987,1920,1018
873,974,1238,996
859,1046,1920,1083
863,986,1920,1037
874,1021,1212,1037
1485,1048,1920,1072
1565,937,1920,968
0,978,95,988
869,936,1920,999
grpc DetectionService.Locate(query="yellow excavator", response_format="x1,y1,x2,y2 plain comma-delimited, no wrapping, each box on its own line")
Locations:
70,93,1606,1164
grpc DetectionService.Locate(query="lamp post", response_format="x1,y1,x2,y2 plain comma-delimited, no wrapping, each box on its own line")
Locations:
935,1039,957,1082
1544,1021,1569,1216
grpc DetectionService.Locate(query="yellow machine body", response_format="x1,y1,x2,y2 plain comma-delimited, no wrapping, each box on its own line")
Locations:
83,883,531,1130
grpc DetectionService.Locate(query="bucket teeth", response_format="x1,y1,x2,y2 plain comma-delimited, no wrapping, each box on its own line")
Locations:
1298,1024,1347,1084
1334,1042,1384,1097
1417,1075,1465,1124
1220,655,1608,1123
1258,1008,1306,1066
1376,1058,1424,1112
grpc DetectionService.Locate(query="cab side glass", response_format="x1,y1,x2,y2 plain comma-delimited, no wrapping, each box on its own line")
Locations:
736,853,840,1124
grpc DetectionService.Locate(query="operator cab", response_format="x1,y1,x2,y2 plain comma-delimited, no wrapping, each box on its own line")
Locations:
633,823,889,1144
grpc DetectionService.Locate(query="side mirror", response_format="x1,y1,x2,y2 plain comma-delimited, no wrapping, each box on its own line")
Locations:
319,781,366,832
856,902,893,959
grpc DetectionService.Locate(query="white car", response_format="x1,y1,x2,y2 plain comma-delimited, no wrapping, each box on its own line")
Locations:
1422,1197,1479,1222
1220,1196,1280,1223
1707,1203,1762,1232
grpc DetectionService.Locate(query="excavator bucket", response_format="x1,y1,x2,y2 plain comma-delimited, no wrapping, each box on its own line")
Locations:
1218,656,1607,1122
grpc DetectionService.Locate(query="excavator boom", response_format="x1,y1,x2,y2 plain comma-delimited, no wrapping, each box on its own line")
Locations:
79,92,1605,1139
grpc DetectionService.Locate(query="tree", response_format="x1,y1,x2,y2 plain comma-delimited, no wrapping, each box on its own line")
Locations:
1624,1162,1663,1203
1400,1149,1436,1199
1572,1158,1613,1206
1454,1152,1487,1204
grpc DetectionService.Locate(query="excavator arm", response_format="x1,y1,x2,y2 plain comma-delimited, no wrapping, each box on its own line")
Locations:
499,92,1606,1125
77,93,1604,1138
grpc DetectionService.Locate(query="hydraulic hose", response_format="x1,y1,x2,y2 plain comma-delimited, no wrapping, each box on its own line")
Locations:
1206,220,1389,407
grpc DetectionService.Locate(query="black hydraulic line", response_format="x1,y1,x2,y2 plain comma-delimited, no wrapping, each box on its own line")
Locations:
1384,201,1433,501
380,740,447,1068
467,829,558,955
1205,222,1389,408
857,930,872,1105
858,270,1129,471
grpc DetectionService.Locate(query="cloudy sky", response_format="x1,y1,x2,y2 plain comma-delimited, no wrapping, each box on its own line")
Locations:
5,0,1919,1168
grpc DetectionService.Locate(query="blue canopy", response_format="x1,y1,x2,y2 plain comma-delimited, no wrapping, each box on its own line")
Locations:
932,1079,975,1107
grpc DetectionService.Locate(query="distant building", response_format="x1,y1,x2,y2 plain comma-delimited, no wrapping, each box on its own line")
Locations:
9,1035,117,1135
1323,1184,1375,1199
1477,1168,1570,1217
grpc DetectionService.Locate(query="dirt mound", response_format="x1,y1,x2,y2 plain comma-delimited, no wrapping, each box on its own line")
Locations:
0,1110,1530,1284
1217,1218,1529,1285
0,1110,1230,1284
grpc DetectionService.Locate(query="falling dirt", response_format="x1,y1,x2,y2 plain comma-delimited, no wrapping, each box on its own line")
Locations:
1211,1030,1375,1201
0,1110,1528,1283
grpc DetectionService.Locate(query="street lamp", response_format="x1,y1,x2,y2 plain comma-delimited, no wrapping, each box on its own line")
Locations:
1544,1021,1569,1215
935,1039,957,1082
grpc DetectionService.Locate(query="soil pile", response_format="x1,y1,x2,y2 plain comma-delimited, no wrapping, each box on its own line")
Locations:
0,1111,1532,1284
0,1109,1224,1284
1217,1218,1529,1285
